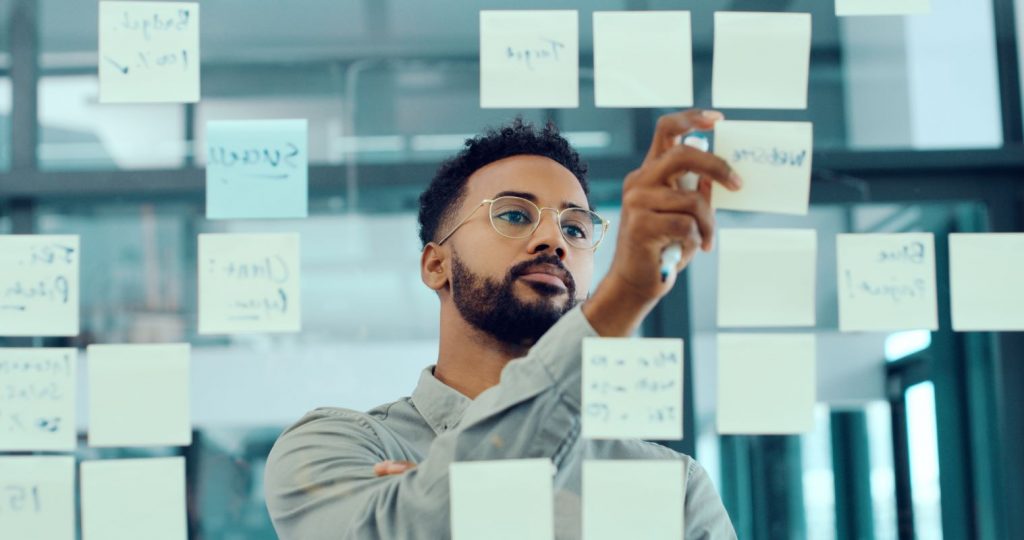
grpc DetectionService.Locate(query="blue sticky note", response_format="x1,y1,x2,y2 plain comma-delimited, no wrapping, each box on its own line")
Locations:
205,119,308,219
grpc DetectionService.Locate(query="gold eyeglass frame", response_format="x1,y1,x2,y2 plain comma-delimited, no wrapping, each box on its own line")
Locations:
435,196,611,251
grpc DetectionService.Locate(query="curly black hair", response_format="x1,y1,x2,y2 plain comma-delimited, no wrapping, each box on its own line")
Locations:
417,118,590,248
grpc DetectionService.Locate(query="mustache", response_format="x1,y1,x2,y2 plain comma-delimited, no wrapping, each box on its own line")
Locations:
507,254,576,290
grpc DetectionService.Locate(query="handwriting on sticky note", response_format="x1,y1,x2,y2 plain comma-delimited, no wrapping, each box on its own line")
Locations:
712,121,813,216
198,234,301,334
99,2,200,103
582,338,683,440
838,234,938,332
0,349,77,452
480,10,579,109
0,236,79,337
0,457,76,540
206,119,309,219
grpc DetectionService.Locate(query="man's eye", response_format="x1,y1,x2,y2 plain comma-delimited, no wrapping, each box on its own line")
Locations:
497,210,532,224
563,224,587,239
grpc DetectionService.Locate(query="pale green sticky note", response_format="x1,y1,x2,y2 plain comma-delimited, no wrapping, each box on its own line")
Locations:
0,348,77,452
717,229,817,327
450,459,554,540
717,333,816,434
712,12,812,109
205,119,309,219
99,2,200,103
0,456,76,540
593,11,693,108
198,233,301,334
80,457,187,540
0,235,80,337
837,233,939,332
582,460,684,540
582,338,683,440
712,120,814,215
949,233,1024,331
87,344,191,448
479,10,579,108
837,0,931,16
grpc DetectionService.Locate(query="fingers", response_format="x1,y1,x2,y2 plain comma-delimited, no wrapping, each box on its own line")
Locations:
625,188,716,251
644,109,725,165
648,145,742,192
373,460,416,476
642,213,704,259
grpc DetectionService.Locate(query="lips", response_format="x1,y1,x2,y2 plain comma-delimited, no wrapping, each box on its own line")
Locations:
516,264,569,290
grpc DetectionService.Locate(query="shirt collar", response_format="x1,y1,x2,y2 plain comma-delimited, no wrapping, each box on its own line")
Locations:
410,365,472,436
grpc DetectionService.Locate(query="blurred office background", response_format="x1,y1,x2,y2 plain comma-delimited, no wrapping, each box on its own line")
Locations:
1,0,1023,538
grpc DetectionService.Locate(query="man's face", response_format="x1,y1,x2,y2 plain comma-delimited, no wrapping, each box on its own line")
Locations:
441,155,596,346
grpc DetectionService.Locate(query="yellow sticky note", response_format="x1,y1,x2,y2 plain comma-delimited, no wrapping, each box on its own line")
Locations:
712,120,814,215
80,457,188,540
712,12,812,109
198,233,301,334
0,456,76,540
450,459,554,540
593,11,693,108
582,460,685,540
87,344,191,448
99,1,200,103
0,348,77,452
949,233,1024,331
582,338,683,440
717,229,817,327
479,10,579,108
837,0,931,16
717,333,816,434
0,235,79,337
837,233,939,332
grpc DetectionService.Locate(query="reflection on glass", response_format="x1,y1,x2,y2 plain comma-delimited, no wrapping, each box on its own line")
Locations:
866,401,898,540
906,382,944,540
802,405,836,540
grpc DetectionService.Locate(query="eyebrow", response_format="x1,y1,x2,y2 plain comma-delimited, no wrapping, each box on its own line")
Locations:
492,190,587,211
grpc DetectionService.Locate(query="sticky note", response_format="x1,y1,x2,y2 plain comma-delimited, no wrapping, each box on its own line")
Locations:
450,459,553,540
837,233,938,332
80,457,187,540
717,229,817,327
99,2,200,103
0,456,76,540
198,233,301,334
593,11,693,108
582,460,684,540
712,121,813,215
949,233,1024,331
717,333,816,434
837,0,931,16
582,338,683,440
0,348,77,452
87,344,191,448
0,235,79,337
479,10,579,109
205,119,309,219
712,12,812,110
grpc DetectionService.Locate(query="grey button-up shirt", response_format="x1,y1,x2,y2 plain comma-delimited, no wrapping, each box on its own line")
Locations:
265,305,737,539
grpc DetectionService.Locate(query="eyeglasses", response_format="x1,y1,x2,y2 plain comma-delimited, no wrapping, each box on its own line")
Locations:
436,196,610,250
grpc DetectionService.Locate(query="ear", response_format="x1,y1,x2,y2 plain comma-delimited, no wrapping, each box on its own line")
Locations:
420,243,450,293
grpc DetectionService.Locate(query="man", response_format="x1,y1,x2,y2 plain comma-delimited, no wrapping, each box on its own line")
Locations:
265,109,743,539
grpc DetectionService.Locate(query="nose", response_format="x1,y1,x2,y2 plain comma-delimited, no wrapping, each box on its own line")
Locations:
526,208,568,260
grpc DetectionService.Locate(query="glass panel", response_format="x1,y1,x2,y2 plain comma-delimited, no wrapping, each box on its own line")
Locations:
803,405,836,540
866,401,899,540
0,77,9,171
906,381,944,540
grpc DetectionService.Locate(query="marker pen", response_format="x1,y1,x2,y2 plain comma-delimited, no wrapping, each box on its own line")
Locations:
659,133,710,282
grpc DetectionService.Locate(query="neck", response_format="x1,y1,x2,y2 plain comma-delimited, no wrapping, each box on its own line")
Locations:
434,301,531,399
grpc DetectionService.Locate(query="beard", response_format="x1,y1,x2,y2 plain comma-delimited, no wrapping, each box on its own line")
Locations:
450,252,579,347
